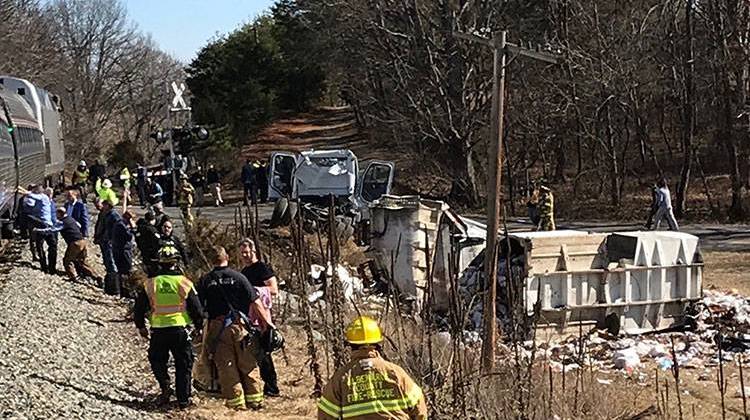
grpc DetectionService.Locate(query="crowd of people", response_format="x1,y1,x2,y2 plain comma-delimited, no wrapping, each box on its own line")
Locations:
16,158,428,417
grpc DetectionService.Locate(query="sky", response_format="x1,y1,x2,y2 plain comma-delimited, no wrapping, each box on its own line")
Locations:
125,0,277,63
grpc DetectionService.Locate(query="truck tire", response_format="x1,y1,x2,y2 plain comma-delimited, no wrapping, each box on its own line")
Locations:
270,198,288,228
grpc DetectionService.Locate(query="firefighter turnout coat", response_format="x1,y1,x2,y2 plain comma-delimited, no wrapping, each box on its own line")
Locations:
318,348,427,419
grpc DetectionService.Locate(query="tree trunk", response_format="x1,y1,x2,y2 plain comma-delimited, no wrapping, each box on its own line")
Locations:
675,0,695,218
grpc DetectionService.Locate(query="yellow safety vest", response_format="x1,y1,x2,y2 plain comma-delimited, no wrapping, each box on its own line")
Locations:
145,275,194,328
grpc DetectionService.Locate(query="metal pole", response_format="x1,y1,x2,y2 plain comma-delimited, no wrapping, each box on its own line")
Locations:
481,30,507,374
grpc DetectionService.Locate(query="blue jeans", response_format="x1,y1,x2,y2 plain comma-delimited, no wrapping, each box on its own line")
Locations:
99,241,117,274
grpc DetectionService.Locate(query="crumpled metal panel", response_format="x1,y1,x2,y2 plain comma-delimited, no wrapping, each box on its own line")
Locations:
295,149,357,197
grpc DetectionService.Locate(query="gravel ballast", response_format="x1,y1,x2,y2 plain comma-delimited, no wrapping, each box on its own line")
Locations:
0,241,165,419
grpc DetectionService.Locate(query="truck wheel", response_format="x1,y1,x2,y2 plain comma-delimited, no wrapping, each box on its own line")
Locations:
270,198,288,228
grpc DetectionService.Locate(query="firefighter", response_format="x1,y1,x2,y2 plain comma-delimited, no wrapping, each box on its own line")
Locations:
537,185,555,231
177,173,195,228
196,246,274,410
317,316,428,420
133,245,204,409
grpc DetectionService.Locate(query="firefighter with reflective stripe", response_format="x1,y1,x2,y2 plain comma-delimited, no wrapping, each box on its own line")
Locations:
196,246,275,411
177,173,195,228
537,185,555,231
318,317,428,419
134,244,204,409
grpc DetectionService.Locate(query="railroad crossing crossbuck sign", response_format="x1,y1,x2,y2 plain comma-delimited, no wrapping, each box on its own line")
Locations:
170,81,190,111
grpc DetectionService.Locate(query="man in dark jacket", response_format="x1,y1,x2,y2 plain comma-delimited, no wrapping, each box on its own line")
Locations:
112,210,136,298
56,208,98,282
65,188,89,237
241,159,257,206
206,164,223,207
136,212,162,277
256,162,269,204
134,245,204,409
95,199,120,294
89,159,106,188
195,246,273,410
146,178,164,206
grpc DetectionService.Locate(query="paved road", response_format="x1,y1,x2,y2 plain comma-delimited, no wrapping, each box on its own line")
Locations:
132,201,750,253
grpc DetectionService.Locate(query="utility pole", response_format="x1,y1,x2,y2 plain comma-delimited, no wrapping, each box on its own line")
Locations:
454,30,560,374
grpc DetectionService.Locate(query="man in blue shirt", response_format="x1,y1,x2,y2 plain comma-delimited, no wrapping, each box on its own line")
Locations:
22,185,58,274
64,188,89,237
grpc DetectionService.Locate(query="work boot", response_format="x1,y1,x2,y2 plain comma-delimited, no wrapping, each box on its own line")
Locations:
247,402,263,411
178,400,193,410
156,388,173,406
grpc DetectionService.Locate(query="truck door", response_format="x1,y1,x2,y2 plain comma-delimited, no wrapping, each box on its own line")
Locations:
357,161,394,204
268,152,297,200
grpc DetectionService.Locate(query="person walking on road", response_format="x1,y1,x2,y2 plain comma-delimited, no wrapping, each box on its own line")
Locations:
190,166,206,208
145,178,164,207
317,316,428,419
653,178,679,231
56,207,99,282
206,164,224,207
178,174,195,228
241,159,257,206
64,188,89,237
257,161,269,204
537,185,555,231
196,246,274,411
239,238,280,397
134,245,204,409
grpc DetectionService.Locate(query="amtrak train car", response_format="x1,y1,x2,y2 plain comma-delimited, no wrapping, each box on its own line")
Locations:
0,76,65,187
0,85,49,234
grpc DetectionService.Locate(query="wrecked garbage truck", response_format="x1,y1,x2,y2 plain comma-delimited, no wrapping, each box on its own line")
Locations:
458,230,704,337
267,149,394,242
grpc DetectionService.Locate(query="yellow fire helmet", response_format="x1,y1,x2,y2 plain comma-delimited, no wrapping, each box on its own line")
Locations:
158,244,181,264
345,316,383,345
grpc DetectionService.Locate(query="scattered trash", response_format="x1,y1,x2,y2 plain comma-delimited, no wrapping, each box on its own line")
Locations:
613,348,641,371
596,378,612,385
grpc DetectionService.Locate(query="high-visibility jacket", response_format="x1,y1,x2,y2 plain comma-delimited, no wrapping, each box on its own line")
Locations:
72,168,89,185
144,274,194,328
318,348,428,419
95,178,119,206
119,167,131,189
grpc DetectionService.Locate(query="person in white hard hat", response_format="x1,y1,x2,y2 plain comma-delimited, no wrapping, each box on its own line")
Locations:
71,160,90,200
95,178,119,206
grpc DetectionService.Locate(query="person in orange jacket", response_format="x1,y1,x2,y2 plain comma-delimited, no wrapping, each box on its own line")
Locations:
317,316,428,419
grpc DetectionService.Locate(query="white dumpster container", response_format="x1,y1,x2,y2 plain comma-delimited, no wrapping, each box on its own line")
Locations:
514,230,703,335
367,196,447,300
